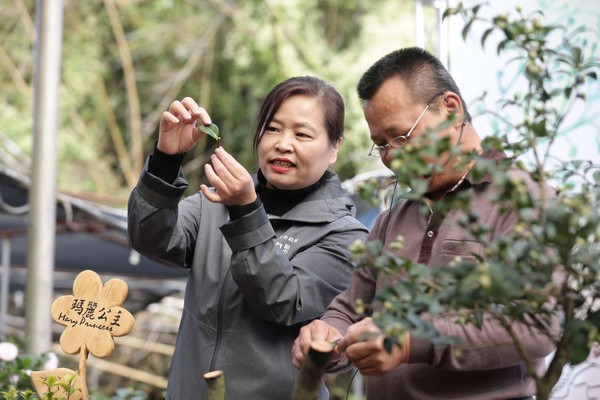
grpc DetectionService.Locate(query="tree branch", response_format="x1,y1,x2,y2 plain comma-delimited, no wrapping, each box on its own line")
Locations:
140,15,226,140
13,0,35,40
0,45,30,94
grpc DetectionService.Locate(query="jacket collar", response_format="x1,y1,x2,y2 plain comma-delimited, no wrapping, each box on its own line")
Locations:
255,170,356,223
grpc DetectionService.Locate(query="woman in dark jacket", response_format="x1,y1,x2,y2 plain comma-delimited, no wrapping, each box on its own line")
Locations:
127,76,368,400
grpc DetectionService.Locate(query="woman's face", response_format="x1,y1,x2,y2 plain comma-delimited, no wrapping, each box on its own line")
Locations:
258,94,340,190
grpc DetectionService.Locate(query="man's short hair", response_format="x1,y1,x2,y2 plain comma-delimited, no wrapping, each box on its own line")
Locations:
357,47,472,122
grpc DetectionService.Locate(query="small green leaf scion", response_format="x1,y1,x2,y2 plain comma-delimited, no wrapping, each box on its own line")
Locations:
200,123,221,147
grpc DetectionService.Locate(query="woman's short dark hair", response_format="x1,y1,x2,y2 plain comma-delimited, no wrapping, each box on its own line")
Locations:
253,76,345,149
357,47,472,122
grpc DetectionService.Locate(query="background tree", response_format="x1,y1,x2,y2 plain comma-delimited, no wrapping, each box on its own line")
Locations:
0,2,420,396
0,0,421,205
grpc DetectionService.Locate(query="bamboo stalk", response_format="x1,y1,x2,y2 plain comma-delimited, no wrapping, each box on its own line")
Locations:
103,0,143,173
292,340,334,400
204,370,225,400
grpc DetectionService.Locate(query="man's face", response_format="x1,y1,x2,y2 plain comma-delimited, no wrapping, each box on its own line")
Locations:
363,77,461,193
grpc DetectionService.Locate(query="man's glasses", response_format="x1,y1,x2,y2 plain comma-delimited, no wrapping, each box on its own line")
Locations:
368,104,430,158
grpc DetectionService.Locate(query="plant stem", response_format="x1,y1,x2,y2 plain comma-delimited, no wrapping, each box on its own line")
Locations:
79,347,89,400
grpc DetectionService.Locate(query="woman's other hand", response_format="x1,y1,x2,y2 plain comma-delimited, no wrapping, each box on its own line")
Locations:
158,97,212,155
201,147,257,206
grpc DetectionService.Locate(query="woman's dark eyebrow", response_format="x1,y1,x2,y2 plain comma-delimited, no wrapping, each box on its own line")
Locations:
271,116,318,132
293,121,317,131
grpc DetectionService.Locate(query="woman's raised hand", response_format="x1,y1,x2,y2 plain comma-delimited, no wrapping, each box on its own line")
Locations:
201,147,257,206
158,97,212,155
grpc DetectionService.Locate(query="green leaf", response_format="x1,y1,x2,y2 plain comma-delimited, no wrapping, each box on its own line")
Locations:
570,46,582,65
497,38,509,55
588,309,600,328
462,19,475,41
481,27,494,48
569,329,591,365
383,337,394,354
564,87,573,99
531,121,548,137
366,239,384,256
199,123,220,140
473,311,484,329
442,8,456,20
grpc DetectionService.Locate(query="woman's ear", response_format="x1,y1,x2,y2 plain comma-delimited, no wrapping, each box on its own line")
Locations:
329,137,342,165
443,92,464,127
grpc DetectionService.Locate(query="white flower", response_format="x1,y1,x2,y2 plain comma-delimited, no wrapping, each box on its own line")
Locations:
0,342,18,361
9,374,19,386
43,352,59,370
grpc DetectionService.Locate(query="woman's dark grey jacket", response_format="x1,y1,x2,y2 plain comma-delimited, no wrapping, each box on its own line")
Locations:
127,162,368,400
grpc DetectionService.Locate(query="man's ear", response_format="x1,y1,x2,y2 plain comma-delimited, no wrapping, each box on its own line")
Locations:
443,92,464,127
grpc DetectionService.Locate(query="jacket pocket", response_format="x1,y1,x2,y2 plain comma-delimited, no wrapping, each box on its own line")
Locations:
439,239,484,265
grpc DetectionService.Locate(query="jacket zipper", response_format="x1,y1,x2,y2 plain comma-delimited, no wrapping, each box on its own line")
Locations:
209,266,231,371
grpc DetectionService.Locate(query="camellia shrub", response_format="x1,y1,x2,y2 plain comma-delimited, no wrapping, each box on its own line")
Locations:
352,3,599,400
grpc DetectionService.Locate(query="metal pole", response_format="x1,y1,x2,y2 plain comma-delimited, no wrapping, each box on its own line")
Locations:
415,0,425,48
433,0,450,68
0,237,10,340
446,0,460,74
25,0,64,354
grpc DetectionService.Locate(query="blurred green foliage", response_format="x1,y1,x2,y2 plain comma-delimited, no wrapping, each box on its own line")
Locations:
0,0,425,204
0,342,49,395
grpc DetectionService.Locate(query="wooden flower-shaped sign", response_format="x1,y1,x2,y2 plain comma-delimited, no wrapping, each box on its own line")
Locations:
43,269,135,399
52,269,134,357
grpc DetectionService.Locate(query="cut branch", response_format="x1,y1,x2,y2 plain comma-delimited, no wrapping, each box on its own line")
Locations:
292,340,334,400
204,370,225,400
